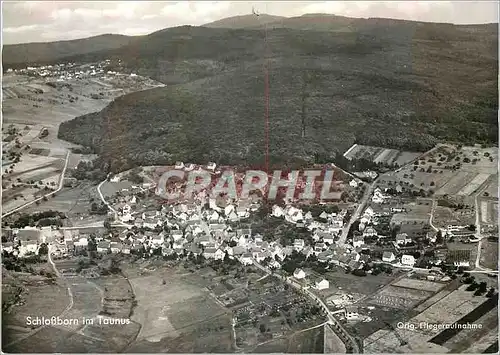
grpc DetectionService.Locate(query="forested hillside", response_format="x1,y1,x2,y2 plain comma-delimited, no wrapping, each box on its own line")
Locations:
51,16,497,172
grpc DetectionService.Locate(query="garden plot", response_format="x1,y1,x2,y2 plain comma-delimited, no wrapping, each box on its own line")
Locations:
483,174,498,197
368,286,432,310
480,200,498,225
390,203,432,225
392,278,445,293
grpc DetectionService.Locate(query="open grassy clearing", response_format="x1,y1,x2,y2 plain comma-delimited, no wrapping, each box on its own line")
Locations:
390,203,432,225
286,326,325,353
456,173,491,196
91,276,134,319
324,268,400,298
480,241,499,270
55,277,102,331
391,278,446,293
124,267,229,345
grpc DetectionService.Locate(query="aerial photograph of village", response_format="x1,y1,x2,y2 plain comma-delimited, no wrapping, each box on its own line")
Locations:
1,1,498,353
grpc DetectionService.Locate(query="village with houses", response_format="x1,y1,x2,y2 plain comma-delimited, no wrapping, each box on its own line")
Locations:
2,142,499,353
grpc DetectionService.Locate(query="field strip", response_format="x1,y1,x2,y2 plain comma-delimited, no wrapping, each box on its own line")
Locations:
414,288,454,313
374,149,398,164
436,172,476,195
457,173,491,196
480,200,489,224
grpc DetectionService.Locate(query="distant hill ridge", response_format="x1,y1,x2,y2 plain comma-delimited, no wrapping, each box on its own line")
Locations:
2,33,141,65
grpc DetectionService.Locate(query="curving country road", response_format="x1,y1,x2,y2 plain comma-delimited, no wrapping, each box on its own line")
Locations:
97,178,133,229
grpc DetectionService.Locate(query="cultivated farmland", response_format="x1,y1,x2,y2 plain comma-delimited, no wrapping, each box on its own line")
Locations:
363,285,497,353
390,144,498,198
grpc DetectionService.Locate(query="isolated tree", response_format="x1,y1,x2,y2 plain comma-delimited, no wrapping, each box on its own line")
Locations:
486,287,496,298
38,243,49,255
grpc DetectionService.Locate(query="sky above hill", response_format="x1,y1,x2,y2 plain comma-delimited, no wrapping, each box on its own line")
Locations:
3,1,499,44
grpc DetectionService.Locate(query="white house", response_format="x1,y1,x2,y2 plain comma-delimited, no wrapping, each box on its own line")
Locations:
396,233,412,245
314,278,330,290
97,241,110,253
401,254,416,267
110,242,123,254
2,242,15,254
19,240,38,257
206,162,217,171
349,180,359,188
206,210,218,222
272,205,285,218
372,190,386,204
363,206,375,217
344,306,360,320
175,161,185,170
74,237,89,248
224,204,235,216
240,253,254,265
122,204,131,215
293,268,306,279
236,206,249,219
204,248,225,260
382,251,396,263
121,213,134,223
319,211,329,220
184,163,195,171
293,239,305,251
